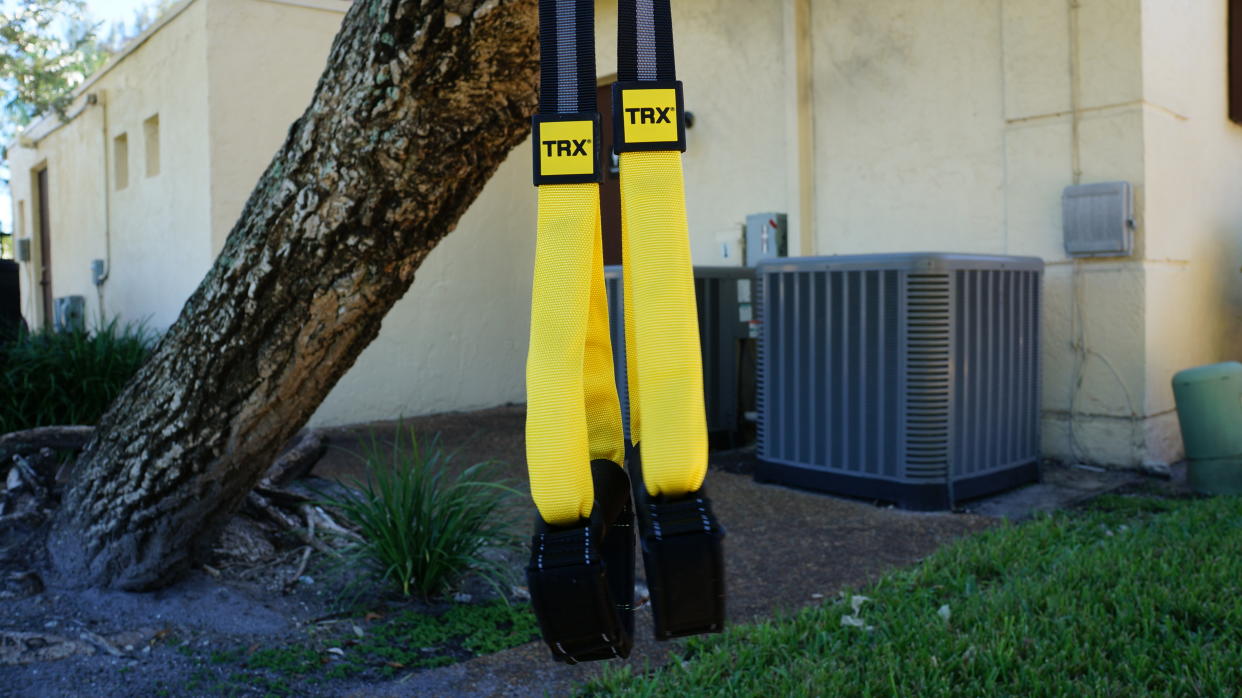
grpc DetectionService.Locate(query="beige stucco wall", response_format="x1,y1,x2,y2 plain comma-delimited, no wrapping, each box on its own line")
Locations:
1138,0,1242,462
9,0,213,331
806,0,1161,467
9,102,109,326
204,0,351,252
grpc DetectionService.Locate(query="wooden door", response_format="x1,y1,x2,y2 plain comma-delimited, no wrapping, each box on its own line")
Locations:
597,83,622,265
35,167,52,328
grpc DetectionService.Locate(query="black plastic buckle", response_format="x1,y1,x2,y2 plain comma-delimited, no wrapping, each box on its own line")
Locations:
628,444,727,640
527,460,635,664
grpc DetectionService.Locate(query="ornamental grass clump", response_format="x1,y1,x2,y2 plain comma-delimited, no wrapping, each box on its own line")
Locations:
324,428,520,599
0,317,155,433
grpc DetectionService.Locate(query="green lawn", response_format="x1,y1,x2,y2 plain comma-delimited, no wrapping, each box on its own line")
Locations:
583,494,1242,697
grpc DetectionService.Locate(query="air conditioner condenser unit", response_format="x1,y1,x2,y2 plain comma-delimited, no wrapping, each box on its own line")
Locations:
755,253,1044,510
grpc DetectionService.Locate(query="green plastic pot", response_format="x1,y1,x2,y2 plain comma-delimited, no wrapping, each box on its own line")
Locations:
1172,361,1242,495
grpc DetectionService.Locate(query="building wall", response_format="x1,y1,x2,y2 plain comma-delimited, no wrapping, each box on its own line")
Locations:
9,0,213,331
806,0,1156,467
9,101,109,326
1138,0,1242,462
204,0,351,252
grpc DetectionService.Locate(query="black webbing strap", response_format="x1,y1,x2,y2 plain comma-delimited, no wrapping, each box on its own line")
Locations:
611,0,685,154
617,0,676,82
539,0,597,114
532,0,602,184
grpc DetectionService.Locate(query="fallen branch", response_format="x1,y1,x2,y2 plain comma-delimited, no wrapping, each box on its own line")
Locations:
0,426,95,458
301,504,363,543
262,430,325,488
245,492,336,556
284,546,313,593
9,453,48,498
78,630,124,658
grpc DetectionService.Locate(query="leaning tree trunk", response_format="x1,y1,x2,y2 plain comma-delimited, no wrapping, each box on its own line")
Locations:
47,0,539,590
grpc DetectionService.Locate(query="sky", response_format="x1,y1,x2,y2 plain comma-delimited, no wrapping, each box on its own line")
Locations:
86,0,158,28
1,0,153,237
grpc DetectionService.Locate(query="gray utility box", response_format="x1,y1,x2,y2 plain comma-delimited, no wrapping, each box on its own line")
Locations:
605,266,752,445
1062,181,1133,257
54,295,86,333
755,253,1044,510
745,213,787,266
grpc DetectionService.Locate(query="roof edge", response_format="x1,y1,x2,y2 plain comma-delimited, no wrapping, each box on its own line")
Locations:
12,0,202,149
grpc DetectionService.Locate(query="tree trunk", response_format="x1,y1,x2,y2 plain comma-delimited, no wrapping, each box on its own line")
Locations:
47,0,539,590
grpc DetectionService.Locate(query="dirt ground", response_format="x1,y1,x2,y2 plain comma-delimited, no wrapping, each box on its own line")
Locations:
285,405,997,696
3,404,1088,697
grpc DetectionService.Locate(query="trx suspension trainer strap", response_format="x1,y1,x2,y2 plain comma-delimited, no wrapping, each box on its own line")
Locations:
525,0,725,664
526,0,634,664
613,0,725,642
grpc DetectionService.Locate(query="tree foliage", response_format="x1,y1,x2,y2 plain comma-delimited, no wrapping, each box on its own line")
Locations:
0,0,108,142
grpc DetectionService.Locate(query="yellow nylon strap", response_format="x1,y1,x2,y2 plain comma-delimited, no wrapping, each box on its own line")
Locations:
526,183,624,526
619,151,708,498
584,207,625,468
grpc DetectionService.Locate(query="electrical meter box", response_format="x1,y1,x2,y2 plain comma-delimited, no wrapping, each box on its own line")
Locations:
54,295,85,333
1062,182,1133,257
745,213,787,266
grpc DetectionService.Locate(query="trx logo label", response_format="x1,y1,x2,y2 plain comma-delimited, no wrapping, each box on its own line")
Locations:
611,81,686,153
619,88,679,144
542,138,590,157
537,120,596,177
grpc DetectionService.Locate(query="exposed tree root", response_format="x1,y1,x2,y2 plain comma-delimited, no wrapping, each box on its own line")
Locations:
0,427,356,596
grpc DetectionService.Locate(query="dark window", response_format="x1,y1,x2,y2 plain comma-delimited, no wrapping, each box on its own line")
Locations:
1231,0,1242,123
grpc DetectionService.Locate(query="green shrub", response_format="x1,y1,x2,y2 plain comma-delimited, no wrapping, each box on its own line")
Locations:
0,318,155,433
323,428,520,599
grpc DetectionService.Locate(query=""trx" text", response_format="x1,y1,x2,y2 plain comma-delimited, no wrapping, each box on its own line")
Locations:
542,139,590,157
625,106,673,124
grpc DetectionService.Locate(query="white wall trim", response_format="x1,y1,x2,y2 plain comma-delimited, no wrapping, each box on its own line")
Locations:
12,0,351,148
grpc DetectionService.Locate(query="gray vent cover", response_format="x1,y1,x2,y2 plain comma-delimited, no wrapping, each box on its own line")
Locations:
604,266,752,443
755,253,1043,510
1062,181,1133,257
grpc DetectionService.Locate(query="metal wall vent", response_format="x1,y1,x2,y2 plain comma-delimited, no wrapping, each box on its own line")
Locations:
755,253,1043,510
604,266,752,444
1062,181,1133,257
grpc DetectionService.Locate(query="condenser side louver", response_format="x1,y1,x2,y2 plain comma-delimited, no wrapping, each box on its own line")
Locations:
755,253,1043,510
604,266,752,444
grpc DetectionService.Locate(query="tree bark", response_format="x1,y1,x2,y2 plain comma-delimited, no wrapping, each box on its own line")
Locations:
47,0,539,590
